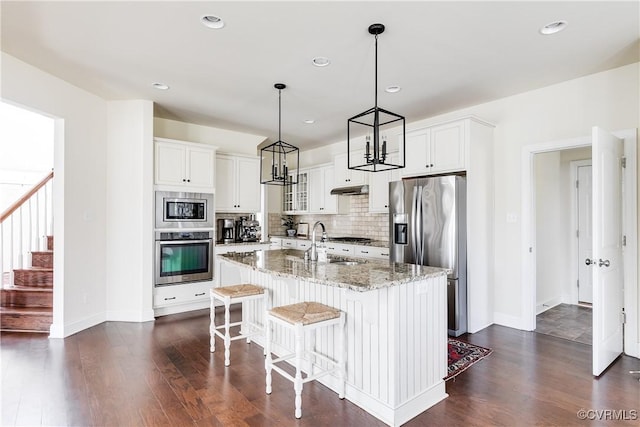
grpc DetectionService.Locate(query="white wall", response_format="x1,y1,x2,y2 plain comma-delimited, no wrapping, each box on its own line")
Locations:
105,100,155,322
535,151,566,311
299,62,639,333
1,52,109,337
153,117,267,155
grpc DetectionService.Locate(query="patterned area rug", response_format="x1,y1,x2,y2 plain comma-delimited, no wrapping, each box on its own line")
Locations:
446,338,492,380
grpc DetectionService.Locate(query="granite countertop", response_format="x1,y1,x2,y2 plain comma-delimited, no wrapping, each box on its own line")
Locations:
218,249,448,292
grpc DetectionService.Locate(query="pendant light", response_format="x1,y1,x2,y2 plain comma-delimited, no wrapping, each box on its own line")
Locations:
347,23,405,172
260,83,299,185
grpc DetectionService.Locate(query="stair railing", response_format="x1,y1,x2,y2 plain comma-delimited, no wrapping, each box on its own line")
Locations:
0,171,54,286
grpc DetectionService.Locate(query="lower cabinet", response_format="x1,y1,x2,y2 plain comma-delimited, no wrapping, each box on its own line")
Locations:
269,237,283,249
282,239,296,249
153,281,212,316
354,245,390,260
325,242,355,256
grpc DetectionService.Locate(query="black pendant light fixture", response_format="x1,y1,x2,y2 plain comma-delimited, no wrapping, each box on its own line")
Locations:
347,23,405,172
260,83,299,185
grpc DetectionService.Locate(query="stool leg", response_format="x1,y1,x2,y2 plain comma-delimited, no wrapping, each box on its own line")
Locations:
262,293,269,356
265,316,273,395
338,312,346,399
224,297,231,367
210,294,216,353
294,323,304,419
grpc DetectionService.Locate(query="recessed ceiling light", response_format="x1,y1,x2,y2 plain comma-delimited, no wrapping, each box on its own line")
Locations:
539,20,568,35
312,57,330,67
152,83,169,90
201,15,225,29
385,85,401,93
304,119,315,124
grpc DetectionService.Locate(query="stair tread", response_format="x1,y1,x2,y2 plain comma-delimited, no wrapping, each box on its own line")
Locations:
31,250,53,254
13,267,53,272
2,285,53,292
0,306,52,314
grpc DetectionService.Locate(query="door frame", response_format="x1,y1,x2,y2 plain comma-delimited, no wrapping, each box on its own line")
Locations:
521,129,638,358
570,159,593,305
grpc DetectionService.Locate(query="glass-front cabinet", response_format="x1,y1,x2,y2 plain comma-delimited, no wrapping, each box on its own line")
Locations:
283,169,308,214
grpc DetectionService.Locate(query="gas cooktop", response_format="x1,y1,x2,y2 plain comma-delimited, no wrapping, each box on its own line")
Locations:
328,237,374,243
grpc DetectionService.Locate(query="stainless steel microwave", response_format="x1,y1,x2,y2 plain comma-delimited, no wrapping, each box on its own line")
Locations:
155,191,214,229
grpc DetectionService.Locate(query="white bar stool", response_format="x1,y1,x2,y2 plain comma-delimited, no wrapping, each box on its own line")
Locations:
210,284,268,366
265,301,346,419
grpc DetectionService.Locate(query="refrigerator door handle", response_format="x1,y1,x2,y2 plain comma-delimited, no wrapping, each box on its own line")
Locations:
411,186,419,262
415,185,424,264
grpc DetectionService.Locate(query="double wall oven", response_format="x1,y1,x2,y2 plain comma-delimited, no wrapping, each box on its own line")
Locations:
155,191,214,286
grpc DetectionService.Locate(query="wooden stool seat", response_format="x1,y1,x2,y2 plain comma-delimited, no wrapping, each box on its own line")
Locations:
265,301,346,419
212,284,264,298
269,301,341,325
210,284,268,366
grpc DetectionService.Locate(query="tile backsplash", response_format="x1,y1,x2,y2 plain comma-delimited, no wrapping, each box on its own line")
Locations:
268,195,389,242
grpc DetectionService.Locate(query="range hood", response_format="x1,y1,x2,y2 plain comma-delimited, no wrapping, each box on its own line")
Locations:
330,185,369,196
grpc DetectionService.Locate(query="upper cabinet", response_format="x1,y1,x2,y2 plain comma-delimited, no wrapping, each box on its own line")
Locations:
308,164,348,214
333,152,368,187
154,138,216,192
215,154,260,213
401,120,467,178
283,169,309,214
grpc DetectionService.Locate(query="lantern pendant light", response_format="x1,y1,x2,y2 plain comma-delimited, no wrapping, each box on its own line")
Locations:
347,23,405,172
260,83,299,185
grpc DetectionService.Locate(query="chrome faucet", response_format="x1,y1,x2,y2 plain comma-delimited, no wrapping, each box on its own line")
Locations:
309,221,327,261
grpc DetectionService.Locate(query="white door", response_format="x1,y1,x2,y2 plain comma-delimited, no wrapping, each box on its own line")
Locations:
591,126,624,377
577,165,593,303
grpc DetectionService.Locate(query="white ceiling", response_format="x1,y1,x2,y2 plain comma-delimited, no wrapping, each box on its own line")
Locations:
2,1,638,150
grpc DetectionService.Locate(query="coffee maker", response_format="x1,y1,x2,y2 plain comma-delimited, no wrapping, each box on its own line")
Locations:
216,218,235,243
236,216,261,242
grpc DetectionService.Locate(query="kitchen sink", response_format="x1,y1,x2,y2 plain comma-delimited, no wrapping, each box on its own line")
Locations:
328,259,365,266
330,261,362,266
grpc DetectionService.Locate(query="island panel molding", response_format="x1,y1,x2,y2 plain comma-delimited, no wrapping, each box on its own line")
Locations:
219,250,448,426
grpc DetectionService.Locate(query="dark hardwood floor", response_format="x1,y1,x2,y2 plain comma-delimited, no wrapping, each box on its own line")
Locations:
2,307,639,426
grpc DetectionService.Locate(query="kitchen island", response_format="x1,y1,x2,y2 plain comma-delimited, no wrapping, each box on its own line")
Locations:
218,249,449,426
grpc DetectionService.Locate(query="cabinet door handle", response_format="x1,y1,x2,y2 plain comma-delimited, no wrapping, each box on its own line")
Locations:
430,164,434,167
164,297,176,301
195,292,206,297
182,178,187,182
381,253,389,256
361,251,369,254
342,249,349,252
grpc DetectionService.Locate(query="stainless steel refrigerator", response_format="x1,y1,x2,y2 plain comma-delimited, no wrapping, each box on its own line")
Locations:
389,175,467,336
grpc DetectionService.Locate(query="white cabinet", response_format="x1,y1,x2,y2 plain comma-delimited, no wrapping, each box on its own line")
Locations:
215,154,260,212
296,240,311,250
325,242,355,256
308,164,349,214
270,237,283,249
334,152,367,187
401,120,467,178
354,245,390,260
153,281,212,315
369,153,401,213
154,138,216,191
282,239,297,249
283,169,309,214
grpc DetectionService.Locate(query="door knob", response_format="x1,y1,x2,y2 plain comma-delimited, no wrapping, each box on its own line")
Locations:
598,259,611,267
585,258,596,266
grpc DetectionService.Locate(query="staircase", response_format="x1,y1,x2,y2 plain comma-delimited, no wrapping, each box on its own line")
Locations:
0,172,54,333
0,236,53,332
